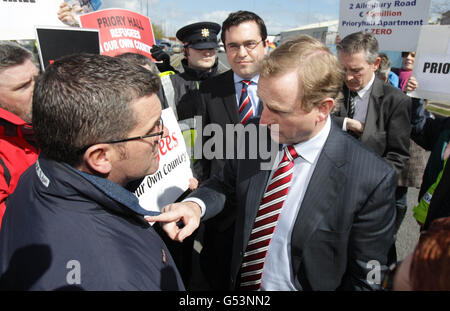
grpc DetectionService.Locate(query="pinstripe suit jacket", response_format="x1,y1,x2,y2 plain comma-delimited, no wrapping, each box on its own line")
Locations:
188,118,397,290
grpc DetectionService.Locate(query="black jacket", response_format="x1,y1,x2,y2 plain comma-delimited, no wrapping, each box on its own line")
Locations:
171,58,220,121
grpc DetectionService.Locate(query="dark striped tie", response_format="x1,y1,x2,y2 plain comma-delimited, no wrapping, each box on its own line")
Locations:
348,90,358,119
239,145,299,290
238,80,254,124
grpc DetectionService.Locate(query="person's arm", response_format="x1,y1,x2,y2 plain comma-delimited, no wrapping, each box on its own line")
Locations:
146,148,238,241
340,167,397,290
151,45,176,73
412,116,448,151
331,99,364,134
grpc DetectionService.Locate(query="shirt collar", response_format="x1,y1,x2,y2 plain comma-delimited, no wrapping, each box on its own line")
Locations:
286,116,331,165
234,73,259,85
64,164,160,217
356,73,375,99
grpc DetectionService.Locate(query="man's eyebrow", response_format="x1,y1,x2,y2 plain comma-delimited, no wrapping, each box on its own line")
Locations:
146,117,161,134
12,78,33,91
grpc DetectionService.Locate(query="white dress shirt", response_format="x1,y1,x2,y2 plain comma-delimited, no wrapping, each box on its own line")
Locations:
343,73,375,131
233,73,260,116
260,116,331,290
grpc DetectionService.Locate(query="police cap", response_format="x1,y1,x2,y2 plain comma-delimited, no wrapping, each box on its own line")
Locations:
176,22,221,50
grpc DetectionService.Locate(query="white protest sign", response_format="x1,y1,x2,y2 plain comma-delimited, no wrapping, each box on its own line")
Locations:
135,108,193,213
339,0,431,51
0,0,66,40
409,25,450,102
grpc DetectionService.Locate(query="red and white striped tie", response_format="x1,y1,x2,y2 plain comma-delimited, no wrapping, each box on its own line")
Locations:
239,145,299,290
238,80,254,124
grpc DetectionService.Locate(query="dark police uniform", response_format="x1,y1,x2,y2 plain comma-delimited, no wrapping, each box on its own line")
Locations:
169,22,223,121
158,22,223,289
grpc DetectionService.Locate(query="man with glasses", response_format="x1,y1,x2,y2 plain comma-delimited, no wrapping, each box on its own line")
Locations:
188,10,269,290
0,54,184,290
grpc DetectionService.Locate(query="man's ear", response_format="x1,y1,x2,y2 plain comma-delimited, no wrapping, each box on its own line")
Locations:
82,144,113,175
263,39,270,55
316,98,334,122
373,56,381,71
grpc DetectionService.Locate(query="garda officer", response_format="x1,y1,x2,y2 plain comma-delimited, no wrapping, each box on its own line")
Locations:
165,22,223,120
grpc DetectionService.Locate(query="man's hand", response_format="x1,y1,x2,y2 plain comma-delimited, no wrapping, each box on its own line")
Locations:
57,2,82,27
188,178,199,191
150,45,170,63
346,118,365,135
145,201,202,242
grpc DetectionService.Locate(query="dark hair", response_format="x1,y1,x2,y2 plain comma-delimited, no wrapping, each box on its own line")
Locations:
336,31,379,64
401,51,415,58
33,53,161,166
115,52,159,74
220,10,267,46
0,41,33,71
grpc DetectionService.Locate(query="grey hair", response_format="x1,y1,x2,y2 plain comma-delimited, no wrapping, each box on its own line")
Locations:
336,31,379,64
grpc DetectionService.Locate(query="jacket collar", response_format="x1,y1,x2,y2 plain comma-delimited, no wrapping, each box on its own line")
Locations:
180,58,218,81
67,166,160,217
35,156,158,219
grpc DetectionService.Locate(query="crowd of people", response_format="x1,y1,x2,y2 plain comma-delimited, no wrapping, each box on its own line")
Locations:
0,9,449,291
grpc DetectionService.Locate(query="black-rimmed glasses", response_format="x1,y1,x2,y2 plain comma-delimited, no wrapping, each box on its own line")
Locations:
77,118,164,154
226,40,263,52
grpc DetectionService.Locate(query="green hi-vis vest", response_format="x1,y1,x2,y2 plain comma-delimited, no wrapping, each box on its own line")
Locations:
414,158,447,224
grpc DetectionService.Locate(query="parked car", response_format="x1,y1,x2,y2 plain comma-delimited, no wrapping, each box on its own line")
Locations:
218,42,225,53
171,43,182,54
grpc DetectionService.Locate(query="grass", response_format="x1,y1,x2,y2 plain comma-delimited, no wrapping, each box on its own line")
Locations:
425,105,450,117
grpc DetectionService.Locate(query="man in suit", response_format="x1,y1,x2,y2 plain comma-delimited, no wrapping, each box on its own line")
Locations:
332,31,411,233
193,10,269,181
147,36,397,290
182,10,269,290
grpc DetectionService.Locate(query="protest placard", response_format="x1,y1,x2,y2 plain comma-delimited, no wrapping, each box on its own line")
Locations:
409,25,450,102
0,0,66,40
339,0,431,51
35,27,100,70
79,8,155,58
134,108,193,213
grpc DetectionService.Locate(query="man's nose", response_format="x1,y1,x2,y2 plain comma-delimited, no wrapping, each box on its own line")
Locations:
345,71,354,81
237,45,249,57
162,125,169,138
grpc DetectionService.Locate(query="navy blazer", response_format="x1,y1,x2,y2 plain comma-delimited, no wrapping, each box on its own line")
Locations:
189,119,397,290
194,70,264,182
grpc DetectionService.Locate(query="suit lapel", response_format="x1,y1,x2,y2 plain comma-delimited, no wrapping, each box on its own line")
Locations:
241,167,271,252
222,70,240,124
291,121,347,259
361,78,384,143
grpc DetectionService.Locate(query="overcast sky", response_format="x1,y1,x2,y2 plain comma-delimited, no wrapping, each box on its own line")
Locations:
99,0,449,36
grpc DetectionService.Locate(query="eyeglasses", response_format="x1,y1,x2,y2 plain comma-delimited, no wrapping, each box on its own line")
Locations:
77,118,164,154
226,40,263,52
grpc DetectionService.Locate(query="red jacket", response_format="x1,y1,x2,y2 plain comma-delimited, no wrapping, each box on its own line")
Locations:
0,108,38,229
